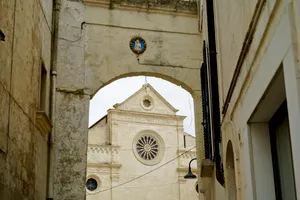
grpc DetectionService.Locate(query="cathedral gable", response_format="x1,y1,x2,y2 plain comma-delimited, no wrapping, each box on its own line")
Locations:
114,84,178,115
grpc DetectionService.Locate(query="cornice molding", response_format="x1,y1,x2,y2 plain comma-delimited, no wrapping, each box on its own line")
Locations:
87,163,122,169
109,109,185,120
82,0,198,17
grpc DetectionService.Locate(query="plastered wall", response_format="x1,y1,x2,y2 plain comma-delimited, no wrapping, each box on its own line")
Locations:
201,0,300,199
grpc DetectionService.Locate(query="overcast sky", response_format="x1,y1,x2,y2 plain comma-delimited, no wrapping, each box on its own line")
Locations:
89,76,195,135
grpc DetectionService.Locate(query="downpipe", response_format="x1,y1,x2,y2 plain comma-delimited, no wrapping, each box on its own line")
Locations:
46,0,60,199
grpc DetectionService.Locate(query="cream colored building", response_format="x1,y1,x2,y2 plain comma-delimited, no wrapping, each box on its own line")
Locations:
199,0,300,199
86,84,198,200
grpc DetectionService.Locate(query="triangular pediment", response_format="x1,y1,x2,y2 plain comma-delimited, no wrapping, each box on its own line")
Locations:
113,84,178,115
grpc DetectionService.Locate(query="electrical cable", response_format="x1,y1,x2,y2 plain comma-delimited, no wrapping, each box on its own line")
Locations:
97,146,196,193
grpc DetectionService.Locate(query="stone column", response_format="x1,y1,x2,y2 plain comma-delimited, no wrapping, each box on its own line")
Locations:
53,91,89,199
53,0,88,199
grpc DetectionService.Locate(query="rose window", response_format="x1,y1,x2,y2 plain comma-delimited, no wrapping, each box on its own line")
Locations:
136,135,159,160
133,131,165,166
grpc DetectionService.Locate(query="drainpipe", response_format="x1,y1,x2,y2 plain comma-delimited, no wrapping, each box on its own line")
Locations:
204,0,225,185
47,0,60,199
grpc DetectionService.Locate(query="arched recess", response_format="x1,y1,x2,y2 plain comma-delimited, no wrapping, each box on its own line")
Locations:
222,121,240,200
226,140,237,200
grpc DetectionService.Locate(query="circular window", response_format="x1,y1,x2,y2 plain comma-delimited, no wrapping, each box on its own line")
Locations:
133,130,165,165
140,96,154,111
86,178,98,191
137,135,159,160
143,99,152,108
86,175,101,194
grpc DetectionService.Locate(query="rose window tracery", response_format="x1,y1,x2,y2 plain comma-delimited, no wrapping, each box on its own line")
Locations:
136,135,159,160
133,131,165,165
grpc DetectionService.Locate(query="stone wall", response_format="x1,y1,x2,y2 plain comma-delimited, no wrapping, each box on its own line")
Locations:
0,0,53,199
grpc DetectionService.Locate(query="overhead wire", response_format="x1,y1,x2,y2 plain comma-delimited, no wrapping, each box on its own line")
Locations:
97,146,196,193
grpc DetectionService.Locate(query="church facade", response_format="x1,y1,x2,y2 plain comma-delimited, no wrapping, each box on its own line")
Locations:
86,84,198,200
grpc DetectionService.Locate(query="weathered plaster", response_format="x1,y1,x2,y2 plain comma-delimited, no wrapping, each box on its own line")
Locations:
0,0,52,199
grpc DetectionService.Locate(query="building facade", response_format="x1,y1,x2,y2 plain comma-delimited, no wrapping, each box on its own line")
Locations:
86,84,198,200
0,0,53,199
200,0,300,199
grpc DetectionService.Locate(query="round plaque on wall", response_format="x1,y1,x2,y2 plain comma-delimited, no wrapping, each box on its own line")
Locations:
129,36,147,55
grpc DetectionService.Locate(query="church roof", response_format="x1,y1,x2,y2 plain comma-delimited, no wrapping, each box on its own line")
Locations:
89,115,107,129
89,83,183,129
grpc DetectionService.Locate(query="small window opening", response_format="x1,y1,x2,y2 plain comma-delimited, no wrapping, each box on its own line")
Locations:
39,63,47,111
143,99,151,108
184,135,186,148
86,178,98,191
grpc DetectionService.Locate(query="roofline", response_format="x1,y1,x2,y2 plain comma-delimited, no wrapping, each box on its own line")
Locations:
184,132,196,138
115,83,179,113
89,115,107,129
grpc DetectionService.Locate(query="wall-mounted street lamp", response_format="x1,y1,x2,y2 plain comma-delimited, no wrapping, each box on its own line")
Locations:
184,158,197,179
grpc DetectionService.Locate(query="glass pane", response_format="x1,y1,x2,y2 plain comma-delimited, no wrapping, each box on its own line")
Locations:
86,178,98,191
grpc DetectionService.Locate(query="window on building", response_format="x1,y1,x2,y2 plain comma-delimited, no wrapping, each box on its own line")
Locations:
269,101,296,200
39,63,47,111
86,178,98,191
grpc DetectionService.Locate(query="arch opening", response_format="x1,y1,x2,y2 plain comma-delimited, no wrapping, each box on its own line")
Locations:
91,72,196,98
89,75,196,134
86,75,199,200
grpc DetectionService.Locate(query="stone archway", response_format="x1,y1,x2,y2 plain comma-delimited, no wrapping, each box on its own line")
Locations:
52,1,202,199
226,140,237,200
53,72,203,199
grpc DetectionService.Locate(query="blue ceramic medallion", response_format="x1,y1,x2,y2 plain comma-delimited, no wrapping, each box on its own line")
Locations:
129,36,147,55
